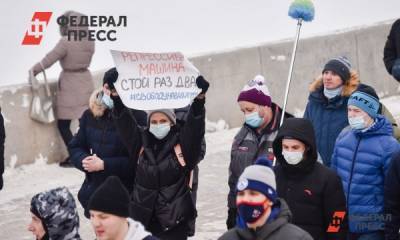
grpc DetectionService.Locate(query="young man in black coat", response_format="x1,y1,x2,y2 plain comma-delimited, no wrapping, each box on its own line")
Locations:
384,19,400,83
385,152,400,240
273,118,348,240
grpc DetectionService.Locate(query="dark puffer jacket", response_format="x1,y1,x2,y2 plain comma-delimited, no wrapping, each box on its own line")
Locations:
385,152,400,240
304,75,359,166
273,118,348,240
68,90,147,217
218,198,313,240
30,187,81,240
228,102,292,209
113,98,205,236
384,19,400,79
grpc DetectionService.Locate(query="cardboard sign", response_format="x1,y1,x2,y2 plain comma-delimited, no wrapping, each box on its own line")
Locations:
110,50,201,110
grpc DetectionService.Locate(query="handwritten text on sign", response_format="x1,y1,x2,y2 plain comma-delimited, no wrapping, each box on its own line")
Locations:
111,50,201,110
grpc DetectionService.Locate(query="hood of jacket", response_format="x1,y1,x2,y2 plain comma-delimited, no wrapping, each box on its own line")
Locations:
124,218,151,240
309,70,360,98
30,187,81,240
89,88,108,118
273,118,317,175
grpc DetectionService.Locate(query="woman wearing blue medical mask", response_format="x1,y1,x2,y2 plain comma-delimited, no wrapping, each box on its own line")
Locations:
112,71,209,240
226,75,293,229
219,157,313,240
273,118,347,240
68,68,147,218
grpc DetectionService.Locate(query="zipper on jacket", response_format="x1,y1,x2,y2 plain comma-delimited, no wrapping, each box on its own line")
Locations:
346,136,361,208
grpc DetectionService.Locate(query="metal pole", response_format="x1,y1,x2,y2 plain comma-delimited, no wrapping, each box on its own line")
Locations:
279,18,303,126
274,18,302,167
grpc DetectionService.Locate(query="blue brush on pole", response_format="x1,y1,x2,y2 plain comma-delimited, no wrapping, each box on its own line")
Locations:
275,0,314,166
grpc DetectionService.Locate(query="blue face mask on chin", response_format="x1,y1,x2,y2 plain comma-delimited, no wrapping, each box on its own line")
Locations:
245,111,263,128
101,94,114,109
149,123,171,139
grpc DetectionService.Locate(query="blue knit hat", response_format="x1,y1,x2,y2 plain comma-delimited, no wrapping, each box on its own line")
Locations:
348,85,380,118
237,157,277,202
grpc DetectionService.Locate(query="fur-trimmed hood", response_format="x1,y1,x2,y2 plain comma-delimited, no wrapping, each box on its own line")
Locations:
309,70,360,97
89,88,107,118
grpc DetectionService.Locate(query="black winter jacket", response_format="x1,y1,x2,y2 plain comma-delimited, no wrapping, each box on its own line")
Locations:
273,118,348,240
385,152,400,240
69,93,146,216
384,19,400,76
113,98,205,234
0,109,5,190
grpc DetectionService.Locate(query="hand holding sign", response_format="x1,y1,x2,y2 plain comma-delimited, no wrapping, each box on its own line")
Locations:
110,50,203,110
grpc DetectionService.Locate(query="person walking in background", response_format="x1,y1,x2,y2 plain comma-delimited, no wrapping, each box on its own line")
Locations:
304,56,359,166
28,187,81,240
385,152,400,240
88,176,158,240
68,67,146,218
273,118,347,239
227,75,292,229
112,73,209,239
219,157,313,240
384,19,400,83
31,10,95,167
331,86,400,240
0,108,5,191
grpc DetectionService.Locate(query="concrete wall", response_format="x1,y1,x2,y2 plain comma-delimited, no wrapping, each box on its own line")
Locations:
192,21,400,127
2,21,399,168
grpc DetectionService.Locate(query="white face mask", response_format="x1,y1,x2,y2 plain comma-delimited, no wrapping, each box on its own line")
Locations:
149,123,171,139
282,150,304,165
323,86,343,99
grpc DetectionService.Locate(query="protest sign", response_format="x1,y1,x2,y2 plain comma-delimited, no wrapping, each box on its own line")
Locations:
110,50,201,110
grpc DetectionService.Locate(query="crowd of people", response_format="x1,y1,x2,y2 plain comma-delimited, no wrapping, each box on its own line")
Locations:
1,11,400,240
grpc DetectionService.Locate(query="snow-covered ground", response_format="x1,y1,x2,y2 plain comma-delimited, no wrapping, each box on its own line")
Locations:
0,95,399,239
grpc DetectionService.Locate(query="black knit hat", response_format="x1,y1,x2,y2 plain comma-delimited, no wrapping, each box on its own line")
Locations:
103,67,118,90
322,56,352,82
355,84,379,100
88,176,130,217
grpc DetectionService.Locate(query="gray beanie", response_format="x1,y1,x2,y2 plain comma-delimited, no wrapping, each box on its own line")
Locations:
147,109,176,125
237,157,277,202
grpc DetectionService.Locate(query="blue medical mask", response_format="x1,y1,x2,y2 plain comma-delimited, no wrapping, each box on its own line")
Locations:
245,111,263,128
149,123,171,139
101,94,114,109
348,116,366,130
237,200,267,224
324,86,343,99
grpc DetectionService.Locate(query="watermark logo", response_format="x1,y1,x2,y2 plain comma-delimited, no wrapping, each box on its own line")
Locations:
327,211,346,233
22,12,52,45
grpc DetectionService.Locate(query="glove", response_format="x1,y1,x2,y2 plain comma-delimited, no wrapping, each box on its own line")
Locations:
226,207,237,229
103,67,119,90
196,75,209,94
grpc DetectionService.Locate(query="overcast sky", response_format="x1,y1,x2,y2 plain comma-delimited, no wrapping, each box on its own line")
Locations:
0,0,399,86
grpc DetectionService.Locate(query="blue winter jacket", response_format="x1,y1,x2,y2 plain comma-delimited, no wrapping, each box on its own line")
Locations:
304,87,350,166
331,115,400,233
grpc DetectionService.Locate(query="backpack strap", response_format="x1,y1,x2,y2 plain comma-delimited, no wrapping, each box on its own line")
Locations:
174,144,194,189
